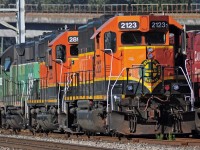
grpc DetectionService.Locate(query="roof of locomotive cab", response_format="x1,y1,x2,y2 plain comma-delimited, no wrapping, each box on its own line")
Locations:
78,15,114,32
48,31,66,46
90,17,115,39
48,30,78,47
78,20,103,32
91,15,183,39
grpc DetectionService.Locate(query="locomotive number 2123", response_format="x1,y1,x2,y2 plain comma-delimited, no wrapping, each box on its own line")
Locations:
150,21,168,29
119,21,139,30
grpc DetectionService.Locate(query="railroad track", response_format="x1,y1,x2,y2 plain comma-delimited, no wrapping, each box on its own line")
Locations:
0,130,200,150
0,136,109,150
139,138,200,146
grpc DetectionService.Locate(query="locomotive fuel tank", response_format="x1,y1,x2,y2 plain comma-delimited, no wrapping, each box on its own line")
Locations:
5,107,24,129
76,100,106,132
37,113,59,131
36,107,58,131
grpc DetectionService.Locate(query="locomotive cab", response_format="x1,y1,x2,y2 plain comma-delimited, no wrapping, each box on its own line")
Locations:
84,15,195,135
92,15,186,96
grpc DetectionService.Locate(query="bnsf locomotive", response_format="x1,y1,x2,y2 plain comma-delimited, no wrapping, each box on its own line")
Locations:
0,15,200,136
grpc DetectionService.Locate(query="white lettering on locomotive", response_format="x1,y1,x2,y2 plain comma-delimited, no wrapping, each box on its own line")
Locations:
27,73,34,95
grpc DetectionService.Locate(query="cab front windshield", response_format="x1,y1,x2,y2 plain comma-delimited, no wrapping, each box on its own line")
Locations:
121,32,141,44
121,31,166,45
145,32,165,44
70,44,78,56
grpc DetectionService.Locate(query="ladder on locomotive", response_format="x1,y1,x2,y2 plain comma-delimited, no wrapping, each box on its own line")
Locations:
79,70,94,99
64,72,77,101
64,70,94,100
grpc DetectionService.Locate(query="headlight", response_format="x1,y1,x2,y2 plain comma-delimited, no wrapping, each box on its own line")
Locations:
147,53,153,59
127,84,133,91
147,47,154,59
172,84,179,91
147,47,153,53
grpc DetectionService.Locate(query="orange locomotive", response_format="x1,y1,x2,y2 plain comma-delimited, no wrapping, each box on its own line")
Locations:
21,15,199,136
28,30,79,131
64,15,197,135
1,15,199,136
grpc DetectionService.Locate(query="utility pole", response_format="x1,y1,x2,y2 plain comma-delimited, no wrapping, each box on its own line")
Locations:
0,0,25,44
16,0,25,44
0,37,3,55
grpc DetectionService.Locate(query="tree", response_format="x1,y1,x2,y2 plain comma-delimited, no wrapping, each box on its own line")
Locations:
88,0,109,5
67,0,88,4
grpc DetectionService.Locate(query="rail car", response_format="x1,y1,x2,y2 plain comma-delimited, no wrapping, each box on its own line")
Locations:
186,30,200,101
0,14,200,136
186,30,200,132
0,31,65,130
29,30,79,132
64,14,200,135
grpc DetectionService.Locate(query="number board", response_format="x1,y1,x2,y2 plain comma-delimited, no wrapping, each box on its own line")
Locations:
118,21,139,30
68,36,78,43
150,21,168,29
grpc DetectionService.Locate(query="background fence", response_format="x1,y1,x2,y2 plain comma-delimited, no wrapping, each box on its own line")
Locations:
1,3,200,14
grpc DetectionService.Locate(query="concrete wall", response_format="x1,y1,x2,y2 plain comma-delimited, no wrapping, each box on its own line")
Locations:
0,13,200,38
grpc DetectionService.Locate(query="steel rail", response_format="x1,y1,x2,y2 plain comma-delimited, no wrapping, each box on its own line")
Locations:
0,136,109,150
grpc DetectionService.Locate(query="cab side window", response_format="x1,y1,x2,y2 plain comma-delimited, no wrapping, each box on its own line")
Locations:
4,57,11,71
104,32,116,53
56,45,66,62
46,48,52,69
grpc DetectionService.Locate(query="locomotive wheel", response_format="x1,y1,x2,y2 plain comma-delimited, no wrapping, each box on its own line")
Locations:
30,128,36,135
11,128,20,135
65,132,71,139
86,132,90,139
5,124,10,130
35,124,42,132
44,131,49,137
116,133,123,141
125,135,132,140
